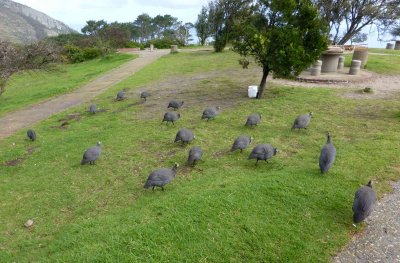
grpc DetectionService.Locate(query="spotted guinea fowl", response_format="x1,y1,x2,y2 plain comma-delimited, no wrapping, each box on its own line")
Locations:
248,144,278,165
245,113,261,126
230,135,252,153
162,112,180,125
352,181,377,226
140,91,150,101
174,128,195,144
201,106,220,121
144,163,179,191
27,129,36,141
81,141,102,165
291,112,313,130
89,104,97,114
187,146,203,165
116,91,125,101
319,132,336,174
168,100,184,110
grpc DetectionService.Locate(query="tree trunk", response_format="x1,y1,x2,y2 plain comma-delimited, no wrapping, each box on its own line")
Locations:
256,66,270,99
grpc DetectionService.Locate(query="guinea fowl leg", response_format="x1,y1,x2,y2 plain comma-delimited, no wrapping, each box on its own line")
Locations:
152,186,155,191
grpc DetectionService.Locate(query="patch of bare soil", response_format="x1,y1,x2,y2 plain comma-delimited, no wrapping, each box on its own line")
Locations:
129,68,262,120
125,66,400,120
3,146,37,167
269,71,400,100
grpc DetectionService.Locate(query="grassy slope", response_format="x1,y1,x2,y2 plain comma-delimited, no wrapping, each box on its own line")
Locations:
1,51,400,262
0,53,136,117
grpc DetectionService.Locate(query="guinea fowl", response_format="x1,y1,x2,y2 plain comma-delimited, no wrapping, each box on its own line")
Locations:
319,132,336,174
162,112,180,125
116,91,125,101
140,91,150,101
248,144,278,165
81,142,102,165
144,163,179,191
245,113,261,126
89,104,97,114
168,100,184,110
201,106,220,121
27,129,36,141
292,112,313,130
187,146,203,165
352,181,377,226
174,128,195,144
230,135,252,153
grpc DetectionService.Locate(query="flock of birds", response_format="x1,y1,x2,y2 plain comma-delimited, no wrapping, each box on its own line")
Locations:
24,89,377,226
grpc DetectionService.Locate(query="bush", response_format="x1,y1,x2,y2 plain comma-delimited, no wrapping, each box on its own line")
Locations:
124,41,145,49
82,47,102,60
63,45,104,63
64,44,85,63
147,38,180,49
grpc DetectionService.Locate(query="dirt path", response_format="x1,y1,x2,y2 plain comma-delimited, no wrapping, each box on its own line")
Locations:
0,49,169,139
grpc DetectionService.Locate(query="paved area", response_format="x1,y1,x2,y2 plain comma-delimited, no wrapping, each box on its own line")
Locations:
333,181,400,262
0,49,169,139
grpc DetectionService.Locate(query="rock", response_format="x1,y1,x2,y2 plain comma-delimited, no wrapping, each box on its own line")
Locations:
24,219,34,228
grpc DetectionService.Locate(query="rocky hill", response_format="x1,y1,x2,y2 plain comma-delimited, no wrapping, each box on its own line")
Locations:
0,0,76,44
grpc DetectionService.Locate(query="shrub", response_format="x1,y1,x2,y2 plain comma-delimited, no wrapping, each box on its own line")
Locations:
147,38,180,49
82,47,102,60
64,44,85,63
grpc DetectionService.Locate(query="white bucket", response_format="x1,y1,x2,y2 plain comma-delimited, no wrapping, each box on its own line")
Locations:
248,85,258,98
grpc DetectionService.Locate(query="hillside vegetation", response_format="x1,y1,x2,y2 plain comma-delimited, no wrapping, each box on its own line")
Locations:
1,50,400,262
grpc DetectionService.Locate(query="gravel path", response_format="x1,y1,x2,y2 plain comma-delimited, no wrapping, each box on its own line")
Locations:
333,181,400,262
0,49,169,139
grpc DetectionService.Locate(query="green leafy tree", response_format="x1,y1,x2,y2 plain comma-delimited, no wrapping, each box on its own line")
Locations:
351,32,368,44
195,6,211,45
134,13,153,43
232,0,328,98
313,0,400,44
207,0,252,52
81,20,108,36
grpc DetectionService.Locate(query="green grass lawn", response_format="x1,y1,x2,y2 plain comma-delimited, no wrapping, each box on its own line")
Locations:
0,53,136,117
1,51,400,262
344,49,400,74
368,47,400,55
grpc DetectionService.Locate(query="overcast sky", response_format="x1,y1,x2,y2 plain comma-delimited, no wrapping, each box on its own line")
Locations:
13,0,209,31
12,0,389,47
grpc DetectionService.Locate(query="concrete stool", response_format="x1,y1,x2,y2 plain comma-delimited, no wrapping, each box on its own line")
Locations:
337,56,345,70
310,60,322,76
386,43,394,49
170,45,178,53
349,60,361,75
150,44,154,52
395,41,400,50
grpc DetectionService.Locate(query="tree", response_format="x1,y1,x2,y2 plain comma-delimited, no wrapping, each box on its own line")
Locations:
351,32,368,44
313,0,400,44
0,41,61,96
195,6,211,45
206,0,252,52
134,13,153,43
81,20,108,36
390,23,400,39
232,0,328,99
